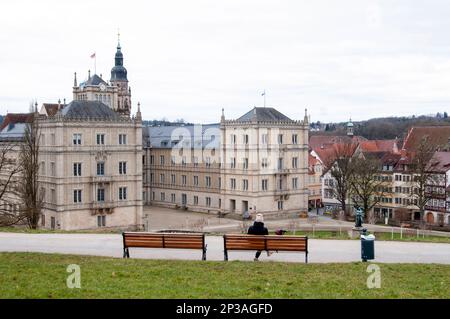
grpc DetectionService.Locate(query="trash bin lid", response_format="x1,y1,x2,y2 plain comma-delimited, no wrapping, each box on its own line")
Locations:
361,234,375,240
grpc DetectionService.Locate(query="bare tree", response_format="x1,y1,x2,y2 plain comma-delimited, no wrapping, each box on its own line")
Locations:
17,109,44,229
349,156,385,224
324,143,357,216
0,142,23,226
409,136,440,227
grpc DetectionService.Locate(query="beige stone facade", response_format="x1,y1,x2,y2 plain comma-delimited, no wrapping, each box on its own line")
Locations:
143,108,310,218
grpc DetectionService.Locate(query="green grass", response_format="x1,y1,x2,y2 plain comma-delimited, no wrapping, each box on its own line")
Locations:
0,252,448,298
273,230,450,243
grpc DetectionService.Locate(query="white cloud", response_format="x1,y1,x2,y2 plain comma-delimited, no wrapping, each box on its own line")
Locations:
1,0,450,123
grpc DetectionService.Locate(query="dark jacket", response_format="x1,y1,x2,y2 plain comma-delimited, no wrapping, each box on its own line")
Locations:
248,222,269,235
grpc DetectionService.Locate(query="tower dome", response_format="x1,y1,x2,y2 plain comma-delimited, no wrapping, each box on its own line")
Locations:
110,42,128,82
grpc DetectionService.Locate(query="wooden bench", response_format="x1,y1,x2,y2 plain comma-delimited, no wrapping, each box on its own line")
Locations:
122,232,207,260
223,234,308,263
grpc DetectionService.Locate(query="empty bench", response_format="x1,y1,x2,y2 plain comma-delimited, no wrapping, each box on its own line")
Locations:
122,232,207,260
223,234,308,263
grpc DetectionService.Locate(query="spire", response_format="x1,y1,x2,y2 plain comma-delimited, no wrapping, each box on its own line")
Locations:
111,34,127,82
74,72,77,87
88,70,91,80
304,108,309,124
136,102,142,122
221,108,225,123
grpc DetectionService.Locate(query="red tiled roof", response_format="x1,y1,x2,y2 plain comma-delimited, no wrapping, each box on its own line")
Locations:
402,126,450,152
309,135,367,150
42,104,60,116
359,139,399,154
0,113,33,131
427,151,450,173
313,143,358,167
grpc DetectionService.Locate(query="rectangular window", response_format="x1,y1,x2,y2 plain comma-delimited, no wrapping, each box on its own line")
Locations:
206,197,211,207
73,163,82,177
97,162,105,176
292,157,298,169
278,158,283,170
278,134,283,144
119,161,127,175
193,176,199,186
96,134,105,145
160,155,165,165
243,179,249,191
50,162,55,176
51,133,56,145
73,133,82,145
292,178,298,189
161,192,165,201
243,134,249,144
73,190,82,203
261,134,268,144
262,158,268,168
182,175,187,186
262,179,268,191
194,196,199,205
230,157,236,169
292,134,298,144
231,134,236,144
150,155,154,165
278,201,284,210
193,157,199,167
205,157,211,168
97,215,106,227
206,176,212,188
118,134,127,145
119,187,127,200
231,178,236,190
97,188,105,202
171,174,176,185
160,174,165,184
243,158,249,170
171,193,176,203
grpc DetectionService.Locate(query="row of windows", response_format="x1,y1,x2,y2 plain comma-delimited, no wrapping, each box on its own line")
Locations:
150,174,300,191
73,187,128,203
150,155,301,170
72,133,127,146
72,162,127,176
230,133,299,145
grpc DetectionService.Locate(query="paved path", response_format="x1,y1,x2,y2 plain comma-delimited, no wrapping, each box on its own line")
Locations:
0,232,449,264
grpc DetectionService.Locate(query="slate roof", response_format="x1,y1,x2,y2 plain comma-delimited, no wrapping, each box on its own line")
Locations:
143,124,220,149
236,107,293,122
81,74,108,86
59,100,120,120
0,122,27,141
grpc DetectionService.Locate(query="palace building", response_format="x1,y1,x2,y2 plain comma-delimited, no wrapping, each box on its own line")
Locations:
0,40,310,230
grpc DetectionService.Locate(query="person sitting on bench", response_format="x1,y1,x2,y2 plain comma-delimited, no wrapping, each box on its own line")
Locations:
247,213,270,261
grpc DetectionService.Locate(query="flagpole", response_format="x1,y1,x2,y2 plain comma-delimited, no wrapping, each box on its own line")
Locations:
263,89,266,107
94,52,97,75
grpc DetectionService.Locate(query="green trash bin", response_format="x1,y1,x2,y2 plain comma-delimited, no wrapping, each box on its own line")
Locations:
361,233,375,262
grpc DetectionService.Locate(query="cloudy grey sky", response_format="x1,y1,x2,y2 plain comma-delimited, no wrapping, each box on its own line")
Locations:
1,0,450,123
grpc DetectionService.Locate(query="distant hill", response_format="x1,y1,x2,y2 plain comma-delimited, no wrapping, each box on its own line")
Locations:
313,112,450,140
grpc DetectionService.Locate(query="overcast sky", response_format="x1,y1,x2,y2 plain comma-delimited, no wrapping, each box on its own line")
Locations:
1,0,450,123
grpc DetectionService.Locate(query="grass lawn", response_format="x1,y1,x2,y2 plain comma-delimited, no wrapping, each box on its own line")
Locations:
0,252,448,299
273,230,450,243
